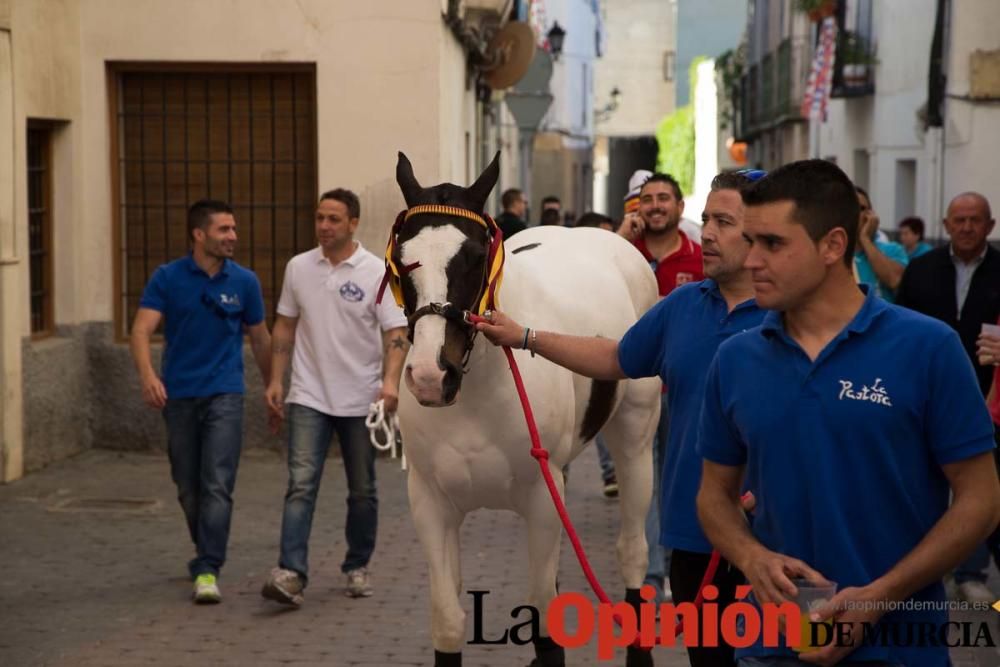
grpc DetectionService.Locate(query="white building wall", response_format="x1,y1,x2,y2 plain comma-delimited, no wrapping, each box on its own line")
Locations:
594,0,675,137
691,58,719,220
541,0,597,143
941,0,1000,240
811,0,1000,239
813,0,931,227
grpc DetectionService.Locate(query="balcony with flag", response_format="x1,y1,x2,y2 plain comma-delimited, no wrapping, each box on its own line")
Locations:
829,0,876,97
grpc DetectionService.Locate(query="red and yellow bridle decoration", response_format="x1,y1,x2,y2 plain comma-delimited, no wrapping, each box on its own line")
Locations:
378,204,505,317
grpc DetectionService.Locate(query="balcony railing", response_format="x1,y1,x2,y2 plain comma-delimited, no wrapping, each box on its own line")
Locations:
733,38,808,141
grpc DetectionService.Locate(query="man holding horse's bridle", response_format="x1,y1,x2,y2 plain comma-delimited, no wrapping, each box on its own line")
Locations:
478,169,767,667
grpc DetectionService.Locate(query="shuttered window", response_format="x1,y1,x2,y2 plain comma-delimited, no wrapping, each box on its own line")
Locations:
112,65,318,335
28,124,54,336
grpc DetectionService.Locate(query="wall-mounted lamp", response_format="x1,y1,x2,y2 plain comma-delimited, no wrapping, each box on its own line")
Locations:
547,22,566,60
595,86,622,123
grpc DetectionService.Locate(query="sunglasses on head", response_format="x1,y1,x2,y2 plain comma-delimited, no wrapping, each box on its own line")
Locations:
736,168,768,182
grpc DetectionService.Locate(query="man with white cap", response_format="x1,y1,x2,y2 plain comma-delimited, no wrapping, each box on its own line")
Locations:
622,169,702,243
617,170,706,604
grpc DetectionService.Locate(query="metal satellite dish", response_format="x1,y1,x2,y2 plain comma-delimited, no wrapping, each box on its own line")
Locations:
513,48,554,95
505,50,555,132
482,21,536,90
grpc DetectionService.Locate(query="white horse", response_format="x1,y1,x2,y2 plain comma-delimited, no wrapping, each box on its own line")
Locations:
389,152,661,666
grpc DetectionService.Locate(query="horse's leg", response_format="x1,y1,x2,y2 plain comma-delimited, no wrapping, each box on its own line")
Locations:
601,377,661,667
408,466,466,667
516,473,567,667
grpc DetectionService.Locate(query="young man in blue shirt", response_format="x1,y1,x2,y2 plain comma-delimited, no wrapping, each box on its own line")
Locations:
476,170,767,667
853,187,908,302
130,199,272,604
696,160,1000,667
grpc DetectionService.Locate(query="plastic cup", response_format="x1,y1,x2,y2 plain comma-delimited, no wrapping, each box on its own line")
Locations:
789,578,837,653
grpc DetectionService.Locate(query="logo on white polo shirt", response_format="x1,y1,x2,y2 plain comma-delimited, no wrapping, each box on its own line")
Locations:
339,281,365,302
838,377,892,407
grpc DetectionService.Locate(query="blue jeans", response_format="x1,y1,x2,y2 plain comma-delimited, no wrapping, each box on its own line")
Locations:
644,391,672,597
278,404,377,584
163,393,244,579
954,542,990,584
739,658,901,667
954,441,1000,583
595,433,615,482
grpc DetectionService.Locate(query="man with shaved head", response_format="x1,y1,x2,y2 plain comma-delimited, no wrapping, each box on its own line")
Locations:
897,191,1000,604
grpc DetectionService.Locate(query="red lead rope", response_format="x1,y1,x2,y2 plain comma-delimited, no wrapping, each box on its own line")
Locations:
466,313,725,649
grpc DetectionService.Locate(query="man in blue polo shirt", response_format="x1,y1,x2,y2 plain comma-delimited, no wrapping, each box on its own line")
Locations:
130,199,272,604
696,160,1000,667
476,169,767,667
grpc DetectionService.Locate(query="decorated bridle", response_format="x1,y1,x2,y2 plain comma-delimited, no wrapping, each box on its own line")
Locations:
376,204,505,366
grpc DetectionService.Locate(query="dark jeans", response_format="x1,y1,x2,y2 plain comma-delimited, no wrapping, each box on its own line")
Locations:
278,404,377,584
645,391,672,597
163,393,244,579
738,658,900,667
955,434,1000,582
670,548,744,667
988,439,1000,568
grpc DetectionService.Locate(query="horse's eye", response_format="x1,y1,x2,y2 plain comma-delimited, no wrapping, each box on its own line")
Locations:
463,244,487,264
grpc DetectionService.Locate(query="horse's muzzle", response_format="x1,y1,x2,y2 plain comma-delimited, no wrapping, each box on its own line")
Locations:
404,359,462,407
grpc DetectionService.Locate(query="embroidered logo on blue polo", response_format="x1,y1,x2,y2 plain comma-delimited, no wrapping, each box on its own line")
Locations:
339,281,365,302
219,293,241,307
838,377,892,407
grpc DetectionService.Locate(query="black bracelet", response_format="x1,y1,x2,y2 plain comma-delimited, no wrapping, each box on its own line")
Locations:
522,327,530,350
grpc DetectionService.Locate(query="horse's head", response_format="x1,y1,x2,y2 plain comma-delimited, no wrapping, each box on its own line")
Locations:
390,151,501,407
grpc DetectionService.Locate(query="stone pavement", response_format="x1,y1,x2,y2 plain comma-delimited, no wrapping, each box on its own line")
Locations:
1,445,998,667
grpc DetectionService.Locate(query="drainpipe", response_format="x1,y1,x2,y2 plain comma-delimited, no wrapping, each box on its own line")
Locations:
927,0,950,239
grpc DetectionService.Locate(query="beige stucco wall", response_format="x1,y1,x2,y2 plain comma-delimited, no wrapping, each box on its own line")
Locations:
10,0,82,332
0,1,15,480
595,0,676,137
3,0,84,480
3,0,511,480
74,0,477,325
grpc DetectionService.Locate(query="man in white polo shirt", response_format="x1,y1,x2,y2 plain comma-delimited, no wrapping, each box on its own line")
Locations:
261,188,408,605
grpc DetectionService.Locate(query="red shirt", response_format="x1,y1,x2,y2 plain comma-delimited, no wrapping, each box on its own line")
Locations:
634,231,704,297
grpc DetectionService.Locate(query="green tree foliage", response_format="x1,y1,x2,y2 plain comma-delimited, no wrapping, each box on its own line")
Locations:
655,107,694,195
655,57,705,196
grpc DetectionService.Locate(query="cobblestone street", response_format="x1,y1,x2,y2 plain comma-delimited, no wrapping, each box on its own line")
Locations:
1,445,998,667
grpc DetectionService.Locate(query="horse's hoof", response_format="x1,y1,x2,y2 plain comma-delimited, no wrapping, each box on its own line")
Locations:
626,645,654,667
434,650,462,667
530,635,565,666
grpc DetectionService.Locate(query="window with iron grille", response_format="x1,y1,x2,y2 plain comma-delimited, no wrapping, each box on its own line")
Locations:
112,65,318,336
27,124,54,336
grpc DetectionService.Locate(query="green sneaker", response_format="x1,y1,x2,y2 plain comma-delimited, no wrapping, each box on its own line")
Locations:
193,573,221,604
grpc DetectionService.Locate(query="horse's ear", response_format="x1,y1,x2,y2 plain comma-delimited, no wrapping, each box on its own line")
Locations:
466,151,500,212
396,152,423,207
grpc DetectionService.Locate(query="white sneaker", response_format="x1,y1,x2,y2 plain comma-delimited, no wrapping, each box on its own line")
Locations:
193,573,221,604
345,567,373,598
956,580,995,604
261,567,305,606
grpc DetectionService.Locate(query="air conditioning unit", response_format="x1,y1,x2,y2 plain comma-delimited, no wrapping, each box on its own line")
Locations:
970,49,1000,100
